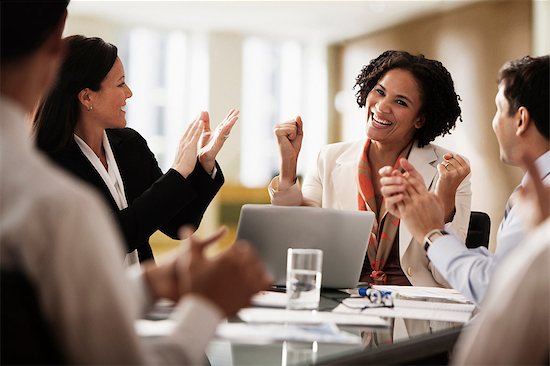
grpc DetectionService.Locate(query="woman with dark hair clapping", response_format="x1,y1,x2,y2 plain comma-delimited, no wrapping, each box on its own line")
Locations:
34,35,237,265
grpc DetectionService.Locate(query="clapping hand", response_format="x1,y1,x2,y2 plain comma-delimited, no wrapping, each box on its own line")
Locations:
198,109,239,174
379,158,445,244
172,116,205,178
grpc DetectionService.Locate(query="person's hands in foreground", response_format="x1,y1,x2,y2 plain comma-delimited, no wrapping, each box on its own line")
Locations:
176,226,273,317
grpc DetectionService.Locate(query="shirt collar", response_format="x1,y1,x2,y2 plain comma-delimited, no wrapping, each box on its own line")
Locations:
521,149,550,186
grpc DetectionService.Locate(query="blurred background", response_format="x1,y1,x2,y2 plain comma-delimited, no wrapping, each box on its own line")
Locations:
65,0,550,255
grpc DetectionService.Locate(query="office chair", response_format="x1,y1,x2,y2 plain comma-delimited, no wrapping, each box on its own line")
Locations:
1,269,66,365
465,211,491,249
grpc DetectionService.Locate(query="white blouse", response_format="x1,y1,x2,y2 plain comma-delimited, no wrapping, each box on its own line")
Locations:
74,132,139,266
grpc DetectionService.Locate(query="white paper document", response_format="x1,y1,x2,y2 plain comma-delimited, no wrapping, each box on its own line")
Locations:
135,319,362,344
238,307,389,327
372,285,472,304
333,298,475,323
216,322,361,344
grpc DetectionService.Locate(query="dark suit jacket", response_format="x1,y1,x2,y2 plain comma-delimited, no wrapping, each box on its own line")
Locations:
46,128,224,262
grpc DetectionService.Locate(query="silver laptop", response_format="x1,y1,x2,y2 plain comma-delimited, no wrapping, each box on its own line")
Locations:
235,204,375,289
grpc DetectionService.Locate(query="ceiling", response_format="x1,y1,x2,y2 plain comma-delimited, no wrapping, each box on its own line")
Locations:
68,0,480,44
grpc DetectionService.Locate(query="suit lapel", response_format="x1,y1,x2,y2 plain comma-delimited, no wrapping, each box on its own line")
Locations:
399,144,439,258
331,140,364,210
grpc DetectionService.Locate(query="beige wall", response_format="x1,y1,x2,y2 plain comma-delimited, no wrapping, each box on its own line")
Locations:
333,1,532,250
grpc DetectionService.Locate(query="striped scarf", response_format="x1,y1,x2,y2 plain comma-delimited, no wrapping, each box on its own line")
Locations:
357,138,413,284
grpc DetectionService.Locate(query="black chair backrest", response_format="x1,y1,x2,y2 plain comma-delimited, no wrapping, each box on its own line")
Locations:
465,211,491,249
1,269,65,365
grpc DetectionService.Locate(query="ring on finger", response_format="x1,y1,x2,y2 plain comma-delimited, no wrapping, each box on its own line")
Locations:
223,134,230,140
443,161,450,168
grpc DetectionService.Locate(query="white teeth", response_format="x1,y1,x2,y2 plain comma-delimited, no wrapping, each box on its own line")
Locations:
372,113,392,126
120,106,126,112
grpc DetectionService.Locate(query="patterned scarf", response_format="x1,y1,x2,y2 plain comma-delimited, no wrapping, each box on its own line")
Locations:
357,138,413,284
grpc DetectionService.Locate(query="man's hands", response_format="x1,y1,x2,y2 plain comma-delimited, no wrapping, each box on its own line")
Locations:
274,116,303,190
143,226,272,318
380,158,446,244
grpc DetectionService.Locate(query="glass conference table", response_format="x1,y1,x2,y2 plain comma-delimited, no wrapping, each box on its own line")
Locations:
204,290,467,366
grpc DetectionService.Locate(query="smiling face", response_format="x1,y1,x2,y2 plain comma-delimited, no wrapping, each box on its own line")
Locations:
89,57,132,130
365,68,424,146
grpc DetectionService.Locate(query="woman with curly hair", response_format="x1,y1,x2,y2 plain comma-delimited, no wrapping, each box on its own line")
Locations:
269,50,471,287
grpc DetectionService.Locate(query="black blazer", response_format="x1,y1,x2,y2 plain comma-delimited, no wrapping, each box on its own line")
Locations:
46,128,224,262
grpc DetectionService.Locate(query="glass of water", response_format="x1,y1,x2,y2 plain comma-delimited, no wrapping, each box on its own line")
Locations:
286,248,323,310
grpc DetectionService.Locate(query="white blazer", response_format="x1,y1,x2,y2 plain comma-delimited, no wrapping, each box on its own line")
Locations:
269,139,472,287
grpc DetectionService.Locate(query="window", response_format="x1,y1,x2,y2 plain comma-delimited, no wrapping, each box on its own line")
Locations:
124,28,209,171
240,37,328,187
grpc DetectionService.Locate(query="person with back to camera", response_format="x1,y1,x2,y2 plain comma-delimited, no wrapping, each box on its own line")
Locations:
269,50,472,287
33,35,238,264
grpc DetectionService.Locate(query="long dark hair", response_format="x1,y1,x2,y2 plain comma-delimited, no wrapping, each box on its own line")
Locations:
354,50,462,148
33,35,118,153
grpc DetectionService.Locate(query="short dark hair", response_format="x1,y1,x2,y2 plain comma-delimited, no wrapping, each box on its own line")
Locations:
354,50,462,148
33,35,118,153
498,55,549,141
1,0,69,63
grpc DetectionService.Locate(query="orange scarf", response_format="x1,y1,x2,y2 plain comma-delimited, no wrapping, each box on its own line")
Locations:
357,139,413,284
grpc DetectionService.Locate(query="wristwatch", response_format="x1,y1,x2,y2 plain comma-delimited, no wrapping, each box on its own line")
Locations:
423,229,449,252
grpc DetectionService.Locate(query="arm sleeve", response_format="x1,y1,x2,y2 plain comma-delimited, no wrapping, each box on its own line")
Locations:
114,130,222,247
428,170,472,286
427,233,496,304
159,161,224,239
269,149,324,207
114,168,200,251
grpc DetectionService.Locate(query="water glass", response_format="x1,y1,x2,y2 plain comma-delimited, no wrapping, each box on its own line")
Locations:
286,248,323,310
281,341,318,366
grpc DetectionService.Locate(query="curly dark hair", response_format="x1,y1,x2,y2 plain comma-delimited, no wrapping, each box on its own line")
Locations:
354,50,462,148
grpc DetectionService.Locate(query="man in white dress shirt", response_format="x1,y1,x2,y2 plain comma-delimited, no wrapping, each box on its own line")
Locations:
0,1,271,364
379,55,550,304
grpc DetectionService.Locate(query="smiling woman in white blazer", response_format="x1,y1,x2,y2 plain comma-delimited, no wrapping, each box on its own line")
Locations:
269,50,472,288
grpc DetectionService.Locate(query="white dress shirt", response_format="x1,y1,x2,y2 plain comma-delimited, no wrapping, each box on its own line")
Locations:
0,96,222,365
428,150,550,304
74,132,139,265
